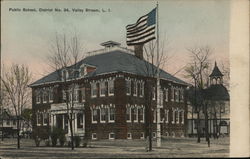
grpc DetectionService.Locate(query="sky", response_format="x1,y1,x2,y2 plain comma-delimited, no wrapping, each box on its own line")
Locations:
1,0,230,82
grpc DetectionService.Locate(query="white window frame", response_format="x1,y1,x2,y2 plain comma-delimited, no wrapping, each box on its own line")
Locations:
140,132,145,139
133,107,138,123
62,90,67,101
126,79,131,95
141,82,144,97
126,107,131,123
165,109,169,123
176,109,180,124
108,80,114,96
73,88,79,102
152,132,156,138
81,87,85,102
108,106,115,123
153,109,156,123
160,108,164,123
159,90,163,106
49,88,53,103
109,132,115,139
152,87,156,100
133,81,138,96
171,87,174,101
36,113,41,126
43,91,48,103
43,113,48,126
100,107,107,123
99,81,106,97
36,91,41,104
92,133,97,140
91,108,98,124
127,133,132,139
91,83,97,98
181,110,185,124
172,109,175,124
139,107,144,123
175,88,179,102
165,88,169,102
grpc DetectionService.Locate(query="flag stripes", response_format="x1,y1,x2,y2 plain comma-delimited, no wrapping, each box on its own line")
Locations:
126,8,156,46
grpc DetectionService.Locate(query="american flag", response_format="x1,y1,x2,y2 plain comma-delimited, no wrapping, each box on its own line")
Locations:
126,8,156,46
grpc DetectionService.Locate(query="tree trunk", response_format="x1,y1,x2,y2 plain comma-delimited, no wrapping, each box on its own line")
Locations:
69,112,74,150
197,111,201,143
17,117,20,149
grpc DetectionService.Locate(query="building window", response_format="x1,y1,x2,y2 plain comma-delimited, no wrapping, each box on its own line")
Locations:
165,109,169,123
73,89,79,102
100,81,106,97
140,132,145,139
133,81,137,96
61,69,68,80
49,88,53,103
180,88,184,102
62,90,67,101
181,110,185,124
108,80,114,96
133,107,138,122
127,133,132,139
165,88,169,102
152,87,156,100
109,132,115,139
81,87,85,102
43,113,48,126
92,108,98,123
171,87,174,101
160,108,164,123
159,90,163,106
91,83,97,98
6,120,10,125
77,113,83,128
92,133,97,140
108,107,115,122
138,107,144,123
43,91,48,103
126,79,131,95
139,82,144,97
172,109,175,124
13,120,16,125
100,107,107,123
175,109,179,124
36,91,41,104
37,113,42,126
152,132,156,138
175,88,179,102
126,107,131,122
80,65,87,77
153,109,156,123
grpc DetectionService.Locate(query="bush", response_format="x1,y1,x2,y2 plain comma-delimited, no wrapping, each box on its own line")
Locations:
32,127,49,147
74,136,81,147
50,127,65,147
59,134,66,147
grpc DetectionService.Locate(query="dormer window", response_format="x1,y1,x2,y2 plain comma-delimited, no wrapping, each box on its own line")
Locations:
61,69,68,81
80,65,87,77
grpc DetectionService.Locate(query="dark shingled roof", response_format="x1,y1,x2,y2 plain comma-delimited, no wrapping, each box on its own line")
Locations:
30,50,188,87
204,84,229,101
209,62,223,77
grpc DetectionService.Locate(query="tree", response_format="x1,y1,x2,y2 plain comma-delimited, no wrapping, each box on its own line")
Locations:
1,64,32,148
139,38,171,151
184,46,212,144
47,32,83,150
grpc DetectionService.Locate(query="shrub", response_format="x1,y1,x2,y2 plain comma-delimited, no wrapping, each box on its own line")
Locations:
74,136,81,147
59,134,66,147
32,127,49,147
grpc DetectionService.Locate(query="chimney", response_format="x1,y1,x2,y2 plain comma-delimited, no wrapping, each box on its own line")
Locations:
101,41,121,48
134,44,144,59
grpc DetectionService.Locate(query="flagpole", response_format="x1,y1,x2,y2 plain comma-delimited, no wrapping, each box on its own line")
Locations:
156,1,161,147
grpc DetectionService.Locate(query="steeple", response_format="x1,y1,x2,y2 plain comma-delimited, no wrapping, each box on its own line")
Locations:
209,61,224,85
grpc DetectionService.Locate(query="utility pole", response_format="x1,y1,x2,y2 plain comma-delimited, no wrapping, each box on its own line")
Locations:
156,2,161,148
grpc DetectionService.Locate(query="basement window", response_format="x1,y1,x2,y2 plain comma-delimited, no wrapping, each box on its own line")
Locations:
92,133,97,140
127,133,132,139
109,133,115,139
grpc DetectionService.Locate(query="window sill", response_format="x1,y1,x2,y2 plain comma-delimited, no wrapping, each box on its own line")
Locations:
100,121,106,123
100,94,106,97
126,120,131,123
108,93,114,96
92,121,97,124
126,93,131,96
108,120,115,123
91,96,97,98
